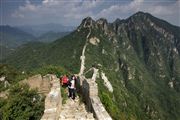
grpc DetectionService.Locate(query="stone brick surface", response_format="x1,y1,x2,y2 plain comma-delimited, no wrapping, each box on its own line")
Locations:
59,96,95,120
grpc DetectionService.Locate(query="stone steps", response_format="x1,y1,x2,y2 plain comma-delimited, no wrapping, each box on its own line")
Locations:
59,96,95,120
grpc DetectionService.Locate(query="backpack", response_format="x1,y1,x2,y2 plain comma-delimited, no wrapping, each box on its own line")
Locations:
62,76,68,84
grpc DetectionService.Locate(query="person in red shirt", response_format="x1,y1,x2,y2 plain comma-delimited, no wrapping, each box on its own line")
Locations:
61,75,69,87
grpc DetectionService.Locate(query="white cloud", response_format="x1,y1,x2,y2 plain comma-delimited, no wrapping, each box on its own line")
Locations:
94,0,144,20
11,0,102,25
12,12,25,18
11,0,180,26
19,2,37,12
96,0,177,17
95,0,179,25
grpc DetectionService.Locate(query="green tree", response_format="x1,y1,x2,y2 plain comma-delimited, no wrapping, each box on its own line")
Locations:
2,84,45,120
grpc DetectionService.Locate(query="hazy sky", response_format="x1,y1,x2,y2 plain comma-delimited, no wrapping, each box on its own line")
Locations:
1,0,180,26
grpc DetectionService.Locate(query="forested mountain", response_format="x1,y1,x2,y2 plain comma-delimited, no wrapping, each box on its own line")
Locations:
0,25,71,59
2,12,180,120
0,45,14,60
17,23,75,37
36,31,70,43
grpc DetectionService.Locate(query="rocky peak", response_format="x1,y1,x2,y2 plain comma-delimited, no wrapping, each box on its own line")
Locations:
78,17,110,33
127,11,152,24
79,17,96,28
96,18,108,26
113,18,121,24
96,18,109,33
134,11,148,16
112,18,123,33
133,11,151,19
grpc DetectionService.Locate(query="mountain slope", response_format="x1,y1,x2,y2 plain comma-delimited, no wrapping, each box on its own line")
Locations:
2,29,88,72
0,25,35,48
0,45,14,60
36,31,70,43
2,12,180,120
17,23,75,37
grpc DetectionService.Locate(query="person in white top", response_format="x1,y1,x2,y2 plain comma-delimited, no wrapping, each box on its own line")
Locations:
70,79,75,89
68,75,76,100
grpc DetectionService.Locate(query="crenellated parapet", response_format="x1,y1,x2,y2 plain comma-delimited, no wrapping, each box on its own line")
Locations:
80,76,112,120
41,74,62,120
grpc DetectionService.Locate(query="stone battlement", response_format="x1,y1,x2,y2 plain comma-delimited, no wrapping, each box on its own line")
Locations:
41,74,62,120
81,77,112,120
39,74,112,120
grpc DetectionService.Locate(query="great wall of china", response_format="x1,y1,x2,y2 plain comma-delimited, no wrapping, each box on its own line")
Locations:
23,74,112,120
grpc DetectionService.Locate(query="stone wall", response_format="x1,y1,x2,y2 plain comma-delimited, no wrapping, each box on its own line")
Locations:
21,74,43,89
21,74,51,95
23,74,111,119
41,74,62,120
81,76,112,120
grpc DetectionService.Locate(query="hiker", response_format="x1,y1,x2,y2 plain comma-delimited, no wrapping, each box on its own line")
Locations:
68,75,76,100
61,75,69,87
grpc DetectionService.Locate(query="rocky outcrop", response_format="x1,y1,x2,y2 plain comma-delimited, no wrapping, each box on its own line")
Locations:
96,18,109,33
79,17,96,28
0,90,8,98
89,37,100,46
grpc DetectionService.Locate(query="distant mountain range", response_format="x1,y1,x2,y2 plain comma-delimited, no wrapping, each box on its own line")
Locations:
36,31,70,43
16,23,75,37
0,25,35,48
0,24,73,59
2,12,180,120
